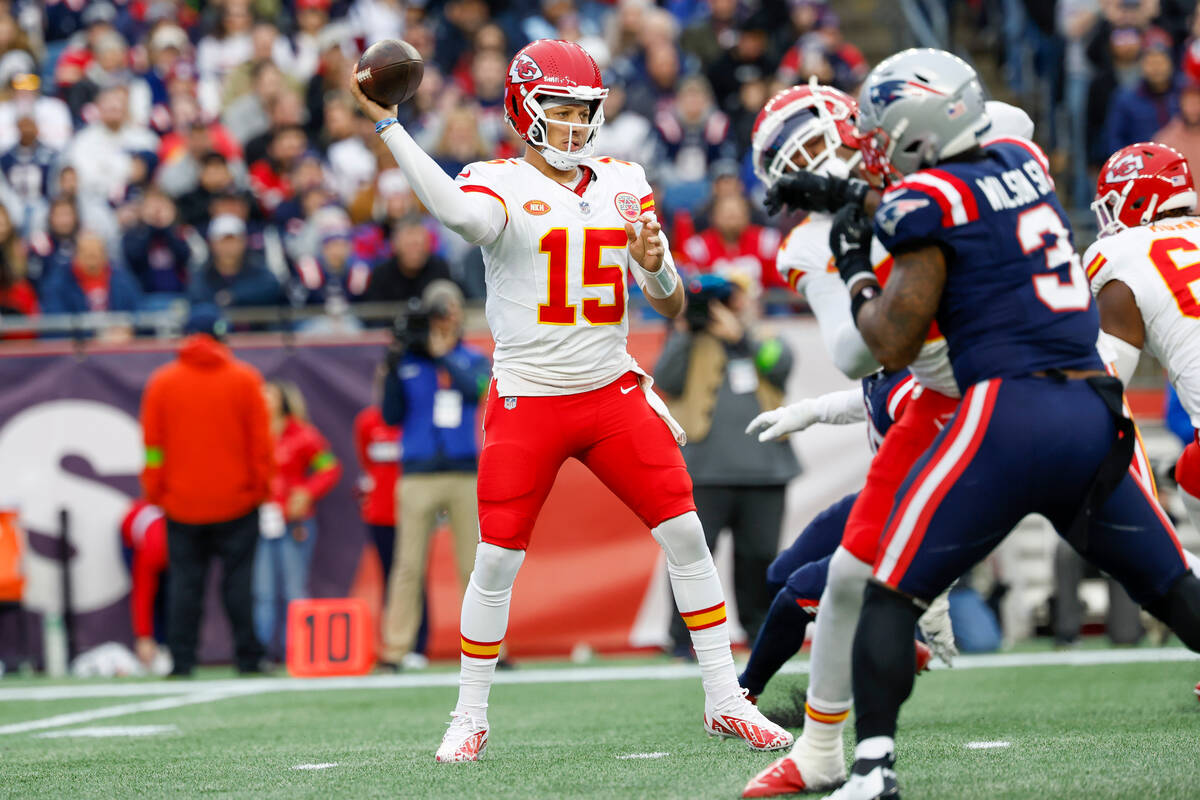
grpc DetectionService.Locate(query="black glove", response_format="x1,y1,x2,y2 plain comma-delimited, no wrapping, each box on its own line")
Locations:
829,204,876,292
764,172,870,216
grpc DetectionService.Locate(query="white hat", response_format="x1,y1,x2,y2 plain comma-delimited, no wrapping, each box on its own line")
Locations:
208,214,246,239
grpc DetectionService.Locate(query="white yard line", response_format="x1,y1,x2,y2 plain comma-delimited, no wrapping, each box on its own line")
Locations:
291,763,338,770
616,752,670,759
34,725,179,739
0,688,258,735
965,740,1012,750
0,647,1196,705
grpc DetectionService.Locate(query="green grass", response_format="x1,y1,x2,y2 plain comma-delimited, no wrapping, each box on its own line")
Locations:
0,655,1197,799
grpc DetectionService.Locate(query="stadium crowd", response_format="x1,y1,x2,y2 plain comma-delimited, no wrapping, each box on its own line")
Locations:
0,0,1198,333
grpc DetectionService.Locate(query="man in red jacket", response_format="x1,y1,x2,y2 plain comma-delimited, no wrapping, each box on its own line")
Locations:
140,304,274,676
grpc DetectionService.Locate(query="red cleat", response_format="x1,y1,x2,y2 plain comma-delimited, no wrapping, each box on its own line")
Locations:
1193,680,1199,703
742,756,808,798
915,639,933,674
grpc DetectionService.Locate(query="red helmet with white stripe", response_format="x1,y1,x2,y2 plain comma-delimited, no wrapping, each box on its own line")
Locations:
751,80,861,187
503,39,607,170
1092,142,1197,236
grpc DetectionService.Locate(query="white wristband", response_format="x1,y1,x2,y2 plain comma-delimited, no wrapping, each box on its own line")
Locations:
639,264,678,299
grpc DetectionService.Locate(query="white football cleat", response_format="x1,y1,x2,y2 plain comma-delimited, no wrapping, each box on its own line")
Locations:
434,711,488,762
705,688,794,751
821,756,899,800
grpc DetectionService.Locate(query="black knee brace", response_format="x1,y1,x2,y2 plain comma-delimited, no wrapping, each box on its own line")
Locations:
1145,572,1200,652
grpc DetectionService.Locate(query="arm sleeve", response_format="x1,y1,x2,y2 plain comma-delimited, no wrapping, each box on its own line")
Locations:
381,365,407,425
802,271,879,379
808,388,868,425
129,546,158,639
379,124,507,246
1098,330,1142,389
139,379,164,504
302,429,342,502
653,330,693,397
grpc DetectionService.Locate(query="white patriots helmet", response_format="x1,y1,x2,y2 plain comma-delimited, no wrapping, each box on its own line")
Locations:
856,48,992,178
750,79,862,188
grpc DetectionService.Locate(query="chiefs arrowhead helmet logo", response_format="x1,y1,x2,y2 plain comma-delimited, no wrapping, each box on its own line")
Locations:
509,54,543,84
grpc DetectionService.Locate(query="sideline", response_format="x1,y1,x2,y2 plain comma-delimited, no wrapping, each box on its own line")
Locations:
0,646,1195,705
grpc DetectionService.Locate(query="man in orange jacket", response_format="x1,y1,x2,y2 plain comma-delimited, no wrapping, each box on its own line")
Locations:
140,305,274,676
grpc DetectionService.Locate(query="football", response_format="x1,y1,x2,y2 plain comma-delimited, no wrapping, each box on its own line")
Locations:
355,39,424,107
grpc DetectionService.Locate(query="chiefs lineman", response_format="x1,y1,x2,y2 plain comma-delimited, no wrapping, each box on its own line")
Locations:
1086,141,1200,573
350,39,791,762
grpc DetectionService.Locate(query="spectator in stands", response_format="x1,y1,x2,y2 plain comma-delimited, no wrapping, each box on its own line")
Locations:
176,152,248,229
681,0,741,68
654,274,799,652
380,281,490,670
1154,80,1200,205
654,75,735,212
434,0,490,75
593,77,655,167
156,93,246,199
53,2,121,93
64,85,158,234
140,304,273,676
0,114,55,233
255,379,342,656
0,204,36,322
196,1,256,118
188,214,283,308
120,499,169,670
293,212,373,306
28,195,79,284
304,36,352,144
1088,26,1145,167
248,122,308,215
39,229,142,315
624,41,682,119
365,215,454,303
706,11,775,114
0,64,74,152
121,186,192,297
222,60,294,148
1104,28,1180,156
431,105,494,176
65,30,153,128
322,93,375,203
683,192,784,292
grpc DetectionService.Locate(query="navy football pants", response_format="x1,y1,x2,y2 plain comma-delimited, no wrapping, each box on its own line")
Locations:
876,377,1189,605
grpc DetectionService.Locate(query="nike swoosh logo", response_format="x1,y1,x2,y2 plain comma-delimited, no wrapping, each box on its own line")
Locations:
621,385,637,394
458,169,471,179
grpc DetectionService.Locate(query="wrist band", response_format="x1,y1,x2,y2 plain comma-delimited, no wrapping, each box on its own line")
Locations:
849,282,880,325
375,117,398,135
641,264,678,299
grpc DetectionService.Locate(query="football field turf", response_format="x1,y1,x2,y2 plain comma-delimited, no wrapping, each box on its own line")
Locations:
1,648,1197,799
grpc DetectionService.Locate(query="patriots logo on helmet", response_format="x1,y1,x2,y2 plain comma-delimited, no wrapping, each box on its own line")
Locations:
869,79,946,109
877,196,930,237
509,54,543,83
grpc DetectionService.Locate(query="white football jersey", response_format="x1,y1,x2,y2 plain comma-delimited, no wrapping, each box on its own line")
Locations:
455,156,669,396
776,213,959,398
1085,215,1200,427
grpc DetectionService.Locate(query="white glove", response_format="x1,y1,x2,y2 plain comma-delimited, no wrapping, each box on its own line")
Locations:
745,388,866,442
745,401,820,442
917,590,958,667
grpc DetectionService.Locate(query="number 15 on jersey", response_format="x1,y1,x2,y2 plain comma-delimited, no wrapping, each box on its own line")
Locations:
538,227,629,326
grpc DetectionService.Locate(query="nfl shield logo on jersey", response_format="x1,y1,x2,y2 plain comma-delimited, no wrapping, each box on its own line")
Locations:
614,192,641,222
504,397,517,410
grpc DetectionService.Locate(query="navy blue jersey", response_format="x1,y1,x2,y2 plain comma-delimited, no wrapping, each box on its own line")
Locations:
862,368,916,452
873,138,1103,389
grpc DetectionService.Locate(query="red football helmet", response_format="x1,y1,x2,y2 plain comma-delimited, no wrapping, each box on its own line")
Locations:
503,39,607,170
1093,142,1197,236
750,80,861,187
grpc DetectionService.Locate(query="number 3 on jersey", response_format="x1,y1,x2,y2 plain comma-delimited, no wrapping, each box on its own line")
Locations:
1019,203,1090,312
538,228,629,326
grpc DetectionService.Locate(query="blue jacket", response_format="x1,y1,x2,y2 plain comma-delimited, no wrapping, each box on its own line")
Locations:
382,341,490,473
187,254,284,308
39,264,142,315
1105,80,1180,156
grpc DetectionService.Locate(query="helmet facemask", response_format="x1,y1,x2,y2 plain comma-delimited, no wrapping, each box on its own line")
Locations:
522,88,608,170
753,85,862,188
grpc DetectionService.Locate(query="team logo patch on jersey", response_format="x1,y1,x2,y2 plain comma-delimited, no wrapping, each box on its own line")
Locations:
523,199,551,216
877,197,930,237
504,397,517,410
508,54,543,83
614,192,641,222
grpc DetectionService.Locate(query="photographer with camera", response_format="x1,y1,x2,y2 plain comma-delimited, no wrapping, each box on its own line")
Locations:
654,274,800,656
380,280,490,670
